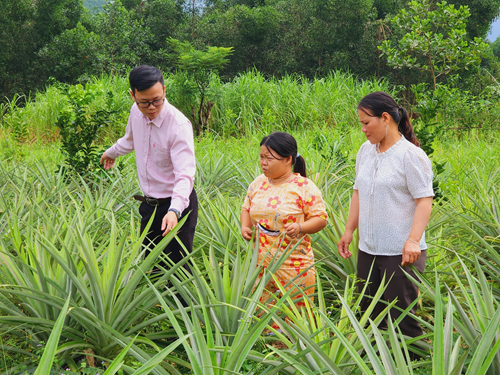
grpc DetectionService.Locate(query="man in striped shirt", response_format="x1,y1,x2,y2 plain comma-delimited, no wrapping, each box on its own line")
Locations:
101,65,197,273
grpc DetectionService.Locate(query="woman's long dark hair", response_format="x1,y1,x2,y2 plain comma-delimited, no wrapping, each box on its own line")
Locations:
260,132,307,177
357,91,420,147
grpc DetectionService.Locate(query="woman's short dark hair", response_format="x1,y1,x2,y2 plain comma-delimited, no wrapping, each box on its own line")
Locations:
357,91,420,147
129,65,164,93
260,132,307,177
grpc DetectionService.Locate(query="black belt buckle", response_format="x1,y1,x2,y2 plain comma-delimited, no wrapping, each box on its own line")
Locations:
145,196,159,206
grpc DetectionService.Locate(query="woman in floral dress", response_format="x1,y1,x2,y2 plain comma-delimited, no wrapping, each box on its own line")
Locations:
241,132,328,307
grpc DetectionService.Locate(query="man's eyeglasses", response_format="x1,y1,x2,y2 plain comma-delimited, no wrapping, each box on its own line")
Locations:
136,98,165,108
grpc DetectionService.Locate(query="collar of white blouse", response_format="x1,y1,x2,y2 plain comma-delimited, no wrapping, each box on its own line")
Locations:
376,133,404,155
370,136,406,195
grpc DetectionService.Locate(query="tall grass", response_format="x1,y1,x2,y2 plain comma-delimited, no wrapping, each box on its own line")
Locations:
206,71,390,135
0,75,131,143
0,131,499,371
2,70,499,147
0,71,387,143
1,74,500,371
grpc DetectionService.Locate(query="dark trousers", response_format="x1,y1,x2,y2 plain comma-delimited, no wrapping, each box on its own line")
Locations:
357,249,427,339
139,189,198,270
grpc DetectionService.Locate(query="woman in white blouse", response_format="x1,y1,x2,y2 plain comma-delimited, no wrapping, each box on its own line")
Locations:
338,92,433,352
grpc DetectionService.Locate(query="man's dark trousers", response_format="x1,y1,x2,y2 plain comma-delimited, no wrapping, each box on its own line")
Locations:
139,189,198,270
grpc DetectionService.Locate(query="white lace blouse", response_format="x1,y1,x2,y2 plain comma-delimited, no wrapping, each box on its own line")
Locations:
353,136,434,256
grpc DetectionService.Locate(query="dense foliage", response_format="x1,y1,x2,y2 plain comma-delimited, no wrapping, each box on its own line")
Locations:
2,0,500,372
83,0,107,12
0,121,500,372
2,0,500,100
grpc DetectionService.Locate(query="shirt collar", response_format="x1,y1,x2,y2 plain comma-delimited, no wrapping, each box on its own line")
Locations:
136,98,170,128
372,134,406,157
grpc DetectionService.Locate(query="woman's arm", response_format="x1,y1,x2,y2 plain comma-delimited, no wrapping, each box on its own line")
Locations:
240,209,253,241
337,190,360,259
284,216,326,238
401,196,432,266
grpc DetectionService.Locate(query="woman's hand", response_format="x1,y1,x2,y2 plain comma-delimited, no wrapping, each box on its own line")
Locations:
284,223,301,238
240,209,253,241
402,197,431,266
401,240,421,266
338,231,353,259
241,226,253,241
337,191,358,260
285,217,326,239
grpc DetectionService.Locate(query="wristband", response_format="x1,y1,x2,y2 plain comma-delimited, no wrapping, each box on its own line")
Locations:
298,223,302,236
406,238,419,246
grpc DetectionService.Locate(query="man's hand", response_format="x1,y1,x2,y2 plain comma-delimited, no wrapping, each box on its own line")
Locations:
241,226,253,241
401,240,421,267
284,223,301,238
100,152,116,170
161,211,178,236
338,231,353,259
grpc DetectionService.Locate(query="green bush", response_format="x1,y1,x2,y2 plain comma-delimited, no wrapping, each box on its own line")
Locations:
54,81,129,174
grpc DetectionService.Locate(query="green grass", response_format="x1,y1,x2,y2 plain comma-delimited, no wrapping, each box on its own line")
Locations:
0,71,387,144
1,72,500,373
0,127,499,372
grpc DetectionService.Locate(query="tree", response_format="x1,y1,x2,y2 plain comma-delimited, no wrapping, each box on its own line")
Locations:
38,0,155,82
372,0,406,19
0,0,35,95
196,0,377,78
281,0,374,76
83,0,107,12
33,0,83,45
195,5,281,74
91,0,154,75
380,0,488,90
38,23,101,83
141,0,186,53
0,0,84,97
167,38,233,134
434,0,500,39
492,37,500,60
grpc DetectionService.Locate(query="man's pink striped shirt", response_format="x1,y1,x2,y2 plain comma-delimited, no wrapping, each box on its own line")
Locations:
106,100,195,212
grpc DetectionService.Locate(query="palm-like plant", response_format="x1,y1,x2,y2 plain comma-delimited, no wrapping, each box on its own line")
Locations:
254,270,427,374
442,167,500,295
0,165,194,371
410,259,500,375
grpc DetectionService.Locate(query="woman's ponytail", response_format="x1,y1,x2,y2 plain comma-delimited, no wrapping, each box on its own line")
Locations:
398,107,420,147
293,155,307,177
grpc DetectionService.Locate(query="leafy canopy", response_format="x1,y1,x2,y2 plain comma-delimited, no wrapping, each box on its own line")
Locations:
167,38,233,134
379,0,488,89
168,38,233,93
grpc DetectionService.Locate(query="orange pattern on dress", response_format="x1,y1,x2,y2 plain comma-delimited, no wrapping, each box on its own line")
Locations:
243,173,328,310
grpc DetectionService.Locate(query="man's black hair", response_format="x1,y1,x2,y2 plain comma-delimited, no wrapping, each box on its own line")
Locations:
129,65,164,93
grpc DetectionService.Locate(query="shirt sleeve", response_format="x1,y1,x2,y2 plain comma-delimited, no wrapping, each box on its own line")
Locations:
404,147,434,199
241,175,265,211
105,106,135,159
242,193,251,212
169,121,196,212
302,179,328,221
353,142,368,190
242,177,260,211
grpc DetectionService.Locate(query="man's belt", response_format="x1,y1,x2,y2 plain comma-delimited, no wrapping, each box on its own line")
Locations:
133,195,171,206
